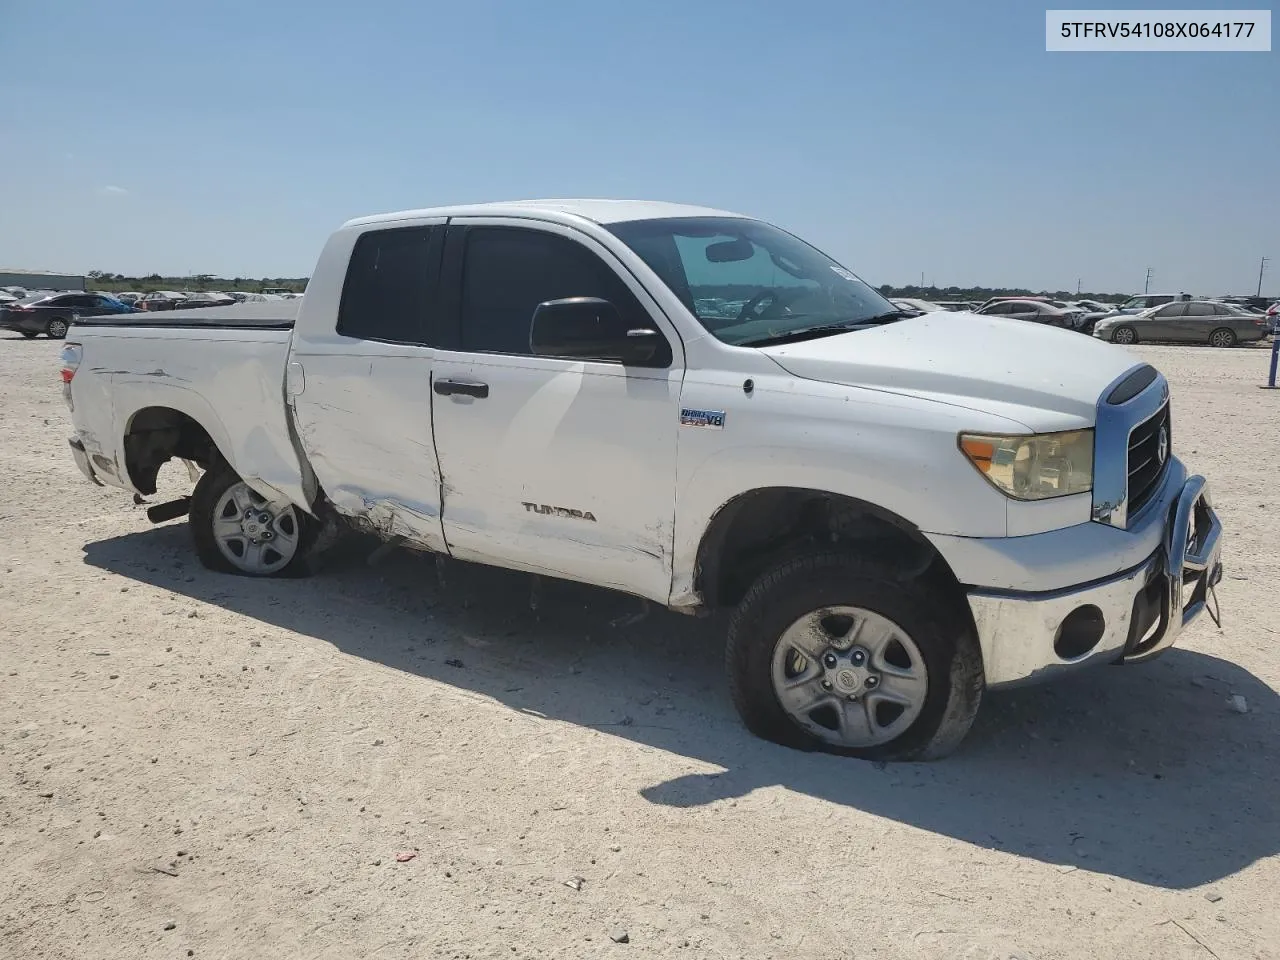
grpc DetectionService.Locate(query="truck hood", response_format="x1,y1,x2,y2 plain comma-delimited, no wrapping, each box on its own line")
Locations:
759,312,1141,429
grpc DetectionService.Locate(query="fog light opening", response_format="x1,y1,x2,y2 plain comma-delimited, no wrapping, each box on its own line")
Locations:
1055,605,1106,660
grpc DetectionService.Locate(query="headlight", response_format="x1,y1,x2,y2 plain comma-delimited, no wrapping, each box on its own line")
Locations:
959,429,1094,500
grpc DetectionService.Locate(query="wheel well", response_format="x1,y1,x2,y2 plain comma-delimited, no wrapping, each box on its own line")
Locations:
123,407,221,495
694,488,962,610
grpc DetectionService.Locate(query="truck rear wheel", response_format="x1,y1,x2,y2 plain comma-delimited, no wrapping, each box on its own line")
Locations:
725,553,983,761
190,465,315,577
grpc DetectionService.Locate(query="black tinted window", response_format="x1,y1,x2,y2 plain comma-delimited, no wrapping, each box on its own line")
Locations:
337,226,437,344
1185,303,1214,317
460,227,652,358
1155,303,1185,318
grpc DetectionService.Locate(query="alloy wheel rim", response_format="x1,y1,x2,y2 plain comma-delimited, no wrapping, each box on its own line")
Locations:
770,605,928,748
211,481,300,574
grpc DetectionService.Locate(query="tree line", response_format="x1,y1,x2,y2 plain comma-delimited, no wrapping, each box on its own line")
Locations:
85,271,308,295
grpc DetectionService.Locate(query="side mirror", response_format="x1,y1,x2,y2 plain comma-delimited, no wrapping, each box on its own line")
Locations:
530,297,663,365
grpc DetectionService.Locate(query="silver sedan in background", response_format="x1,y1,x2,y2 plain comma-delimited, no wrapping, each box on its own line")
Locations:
1093,300,1266,347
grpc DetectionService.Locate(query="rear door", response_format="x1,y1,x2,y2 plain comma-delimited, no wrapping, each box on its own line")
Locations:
1178,302,1216,341
1006,301,1041,322
428,219,683,602
288,220,450,551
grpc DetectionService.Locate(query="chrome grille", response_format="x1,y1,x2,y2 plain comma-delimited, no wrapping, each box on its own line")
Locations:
1127,403,1170,517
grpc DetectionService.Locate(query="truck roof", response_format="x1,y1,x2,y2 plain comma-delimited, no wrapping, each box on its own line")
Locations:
342,199,747,229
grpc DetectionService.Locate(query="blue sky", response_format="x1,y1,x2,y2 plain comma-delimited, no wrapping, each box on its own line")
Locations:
1,0,1276,294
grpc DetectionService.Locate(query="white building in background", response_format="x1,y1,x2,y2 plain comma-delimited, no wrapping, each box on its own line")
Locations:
0,269,86,292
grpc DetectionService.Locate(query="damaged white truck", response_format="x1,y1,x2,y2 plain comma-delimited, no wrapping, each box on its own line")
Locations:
62,200,1223,759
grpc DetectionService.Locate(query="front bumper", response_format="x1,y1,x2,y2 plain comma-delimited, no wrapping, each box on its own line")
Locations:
969,474,1222,687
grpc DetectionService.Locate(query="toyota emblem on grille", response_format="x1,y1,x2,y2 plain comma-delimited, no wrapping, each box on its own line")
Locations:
1157,425,1169,466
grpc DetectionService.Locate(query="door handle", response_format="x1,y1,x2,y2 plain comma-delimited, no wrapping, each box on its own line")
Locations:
433,378,489,399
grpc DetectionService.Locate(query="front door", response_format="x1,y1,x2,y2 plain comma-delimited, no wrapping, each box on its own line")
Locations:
429,220,683,602
288,220,449,551
1144,302,1186,340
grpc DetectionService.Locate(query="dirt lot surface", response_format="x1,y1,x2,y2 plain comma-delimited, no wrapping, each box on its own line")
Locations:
2,333,1277,960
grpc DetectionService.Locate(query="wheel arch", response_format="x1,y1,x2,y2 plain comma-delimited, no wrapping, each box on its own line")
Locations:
122,404,231,495
691,486,967,612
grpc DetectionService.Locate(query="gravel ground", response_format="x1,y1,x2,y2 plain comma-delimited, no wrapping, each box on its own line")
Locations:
2,333,1277,960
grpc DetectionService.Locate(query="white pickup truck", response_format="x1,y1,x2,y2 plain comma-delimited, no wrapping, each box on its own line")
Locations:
61,199,1223,760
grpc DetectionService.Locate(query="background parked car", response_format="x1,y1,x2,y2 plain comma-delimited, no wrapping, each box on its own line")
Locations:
134,291,189,311
175,292,236,310
1114,293,1192,314
933,300,978,311
1093,299,1265,347
974,297,1080,328
1217,295,1273,313
0,292,134,339
1068,299,1115,314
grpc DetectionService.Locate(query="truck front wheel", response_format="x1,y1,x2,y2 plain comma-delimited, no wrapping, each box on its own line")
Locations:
725,553,983,761
191,465,315,577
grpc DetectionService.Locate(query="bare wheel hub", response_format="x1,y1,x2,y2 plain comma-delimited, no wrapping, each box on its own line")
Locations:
770,606,929,749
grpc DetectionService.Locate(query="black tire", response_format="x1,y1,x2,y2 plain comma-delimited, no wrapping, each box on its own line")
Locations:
45,316,71,339
1208,327,1236,348
726,553,983,761
189,464,316,577
1110,325,1137,345
19,331,38,339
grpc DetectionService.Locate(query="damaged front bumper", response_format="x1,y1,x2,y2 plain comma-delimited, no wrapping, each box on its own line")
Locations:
969,475,1223,687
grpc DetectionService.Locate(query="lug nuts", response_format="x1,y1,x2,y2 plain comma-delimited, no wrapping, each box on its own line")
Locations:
823,653,838,668
821,679,833,690
851,650,866,666
864,675,879,688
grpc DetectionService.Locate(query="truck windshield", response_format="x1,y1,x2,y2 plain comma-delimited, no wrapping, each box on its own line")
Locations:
606,217,900,346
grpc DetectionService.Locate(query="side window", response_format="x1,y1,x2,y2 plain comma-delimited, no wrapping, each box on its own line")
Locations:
337,226,437,344
459,227,663,361
984,302,1010,315
1185,303,1214,317
1154,303,1185,318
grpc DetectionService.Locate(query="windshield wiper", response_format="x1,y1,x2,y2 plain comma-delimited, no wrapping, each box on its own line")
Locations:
737,321,862,347
737,310,912,347
858,309,913,324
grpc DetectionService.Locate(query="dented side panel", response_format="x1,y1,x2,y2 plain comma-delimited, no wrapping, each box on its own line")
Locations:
67,326,310,508
288,349,448,553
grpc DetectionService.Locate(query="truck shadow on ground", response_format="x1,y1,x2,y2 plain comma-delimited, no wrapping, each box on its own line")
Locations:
85,525,1278,891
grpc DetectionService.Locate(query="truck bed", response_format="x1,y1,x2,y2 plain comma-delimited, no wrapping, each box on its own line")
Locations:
72,299,302,330
65,311,310,512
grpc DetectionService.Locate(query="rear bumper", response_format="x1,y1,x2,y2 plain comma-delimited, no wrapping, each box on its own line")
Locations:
1,315,42,333
68,438,104,486
969,474,1223,687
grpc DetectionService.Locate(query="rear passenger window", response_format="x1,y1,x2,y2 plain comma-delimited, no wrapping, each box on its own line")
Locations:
337,226,438,344
459,227,662,361
1185,303,1214,317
